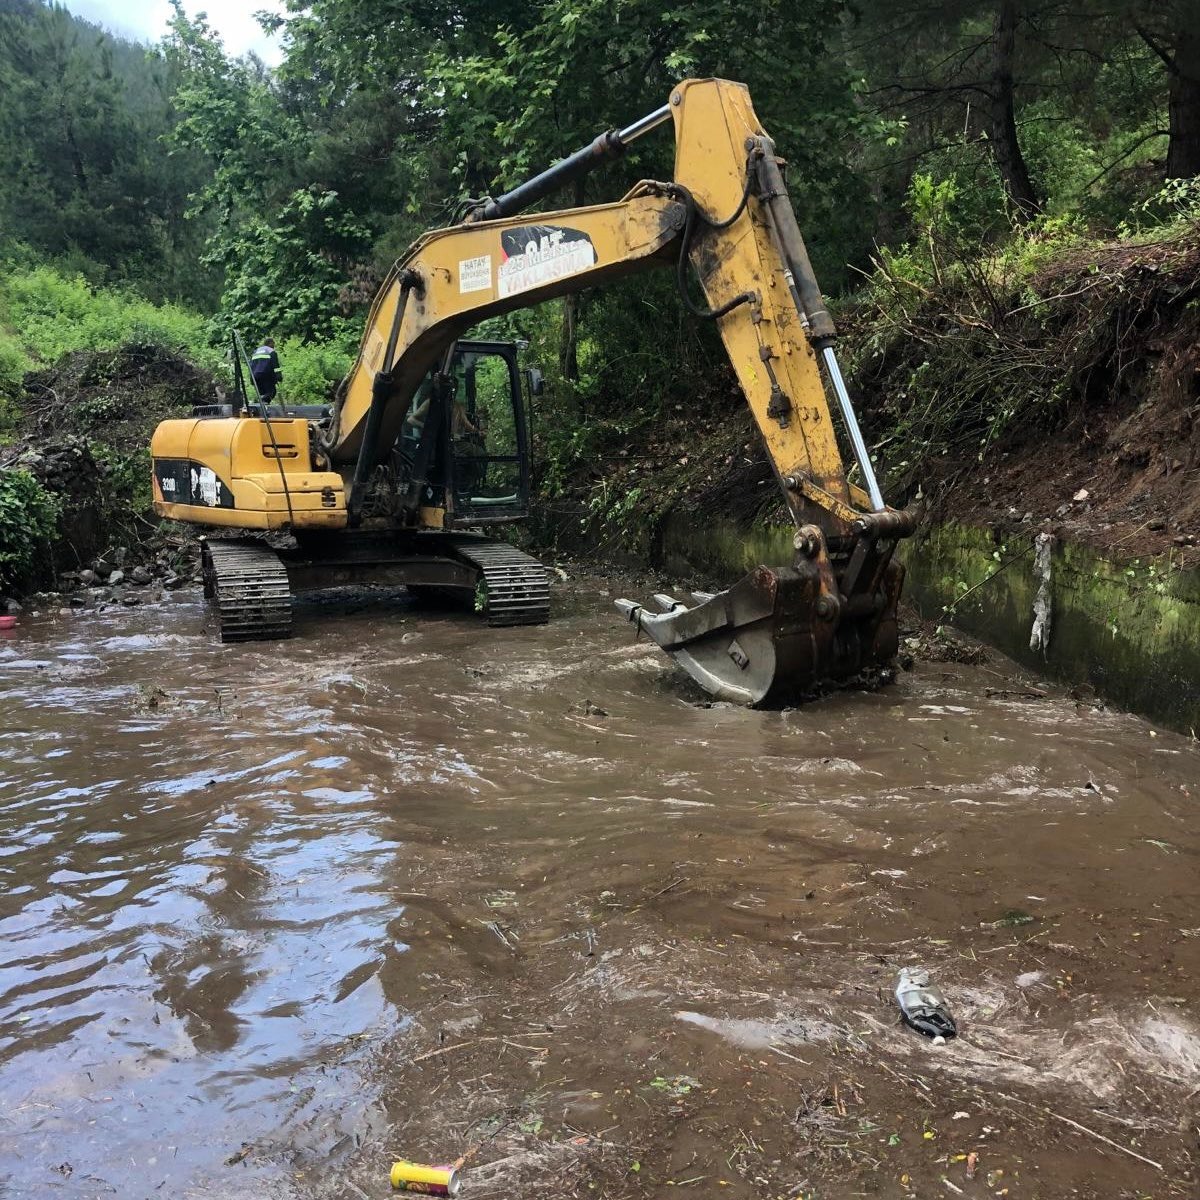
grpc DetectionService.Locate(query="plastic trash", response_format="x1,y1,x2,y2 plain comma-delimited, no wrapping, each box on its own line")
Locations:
895,967,956,1040
390,1159,461,1196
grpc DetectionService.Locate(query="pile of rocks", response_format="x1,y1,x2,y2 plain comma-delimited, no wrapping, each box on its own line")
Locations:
7,538,203,616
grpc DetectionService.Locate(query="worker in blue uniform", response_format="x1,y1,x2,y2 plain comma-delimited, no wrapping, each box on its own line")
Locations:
249,338,282,403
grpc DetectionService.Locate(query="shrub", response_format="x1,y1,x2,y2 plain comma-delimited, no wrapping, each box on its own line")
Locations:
0,468,60,593
274,324,357,406
0,329,29,432
2,266,224,374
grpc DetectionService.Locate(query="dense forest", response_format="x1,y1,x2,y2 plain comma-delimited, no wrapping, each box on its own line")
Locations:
0,0,1198,588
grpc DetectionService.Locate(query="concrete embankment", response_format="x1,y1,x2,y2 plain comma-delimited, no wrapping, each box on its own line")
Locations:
588,509,1200,734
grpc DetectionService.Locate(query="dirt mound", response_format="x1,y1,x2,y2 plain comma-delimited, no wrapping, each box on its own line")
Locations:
0,344,220,598
18,342,221,454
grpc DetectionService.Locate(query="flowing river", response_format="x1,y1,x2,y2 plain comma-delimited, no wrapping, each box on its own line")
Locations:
1,575,1198,1198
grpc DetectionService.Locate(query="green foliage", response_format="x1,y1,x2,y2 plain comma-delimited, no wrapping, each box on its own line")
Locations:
0,328,30,429
424,0,885,278
91,444,153,527
0,467,59,592
0,0,215,304
1129,178,1200,233
1,266,223,373
213,186,372,341
273,327,356,405
164,8,374,342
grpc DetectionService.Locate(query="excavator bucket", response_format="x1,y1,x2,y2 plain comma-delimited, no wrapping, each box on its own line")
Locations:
615,523,908,706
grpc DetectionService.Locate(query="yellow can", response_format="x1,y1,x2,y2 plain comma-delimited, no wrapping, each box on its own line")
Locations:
389,1159,461,1196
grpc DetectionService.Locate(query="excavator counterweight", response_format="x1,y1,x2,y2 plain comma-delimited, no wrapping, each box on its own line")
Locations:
149,77,916,704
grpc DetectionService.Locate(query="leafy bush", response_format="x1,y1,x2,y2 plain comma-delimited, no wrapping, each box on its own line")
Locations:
0,468,59,593
273,325,357,406
1,266,224,374
91,444,153,520
213,187,372,343
0,328,29,431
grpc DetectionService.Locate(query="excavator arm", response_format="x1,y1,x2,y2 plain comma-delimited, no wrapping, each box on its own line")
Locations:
331,79,883,535
324,77,916,702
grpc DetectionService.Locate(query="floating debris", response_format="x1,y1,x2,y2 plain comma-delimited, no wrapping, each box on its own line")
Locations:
895,968,956,1040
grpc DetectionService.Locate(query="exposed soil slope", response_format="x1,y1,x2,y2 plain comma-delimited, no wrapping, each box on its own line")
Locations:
854,227,1200,566
0,343,219,598
539,227,1200,574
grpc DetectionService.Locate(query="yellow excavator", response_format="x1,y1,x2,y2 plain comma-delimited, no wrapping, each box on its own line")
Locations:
150,77,917,705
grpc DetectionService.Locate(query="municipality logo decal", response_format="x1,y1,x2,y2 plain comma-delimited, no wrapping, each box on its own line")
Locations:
497,225,596,298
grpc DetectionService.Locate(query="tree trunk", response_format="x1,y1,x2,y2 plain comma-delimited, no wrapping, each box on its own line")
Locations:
558,178,586,390
989,0,1040,221
1166,22,1200,178
559,292,579,382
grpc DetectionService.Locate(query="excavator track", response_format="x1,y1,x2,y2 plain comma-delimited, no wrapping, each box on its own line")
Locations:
453,541,550,627
201,538,292,643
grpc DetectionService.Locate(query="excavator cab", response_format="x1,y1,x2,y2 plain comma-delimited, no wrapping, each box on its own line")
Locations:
446,340,532,525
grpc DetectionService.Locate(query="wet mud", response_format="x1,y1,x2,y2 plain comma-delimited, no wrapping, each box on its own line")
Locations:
1,574,1198,1198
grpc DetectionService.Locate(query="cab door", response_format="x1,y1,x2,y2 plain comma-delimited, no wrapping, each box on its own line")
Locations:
447,340,531,525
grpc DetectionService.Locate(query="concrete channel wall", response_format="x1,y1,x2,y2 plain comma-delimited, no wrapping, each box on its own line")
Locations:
654,513,1200,735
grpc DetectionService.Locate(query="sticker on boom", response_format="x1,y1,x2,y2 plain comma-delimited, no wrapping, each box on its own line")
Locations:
458,254,492,294
497,225,596,298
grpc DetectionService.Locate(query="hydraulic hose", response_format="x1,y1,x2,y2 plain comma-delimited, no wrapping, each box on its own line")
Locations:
669,182,755,321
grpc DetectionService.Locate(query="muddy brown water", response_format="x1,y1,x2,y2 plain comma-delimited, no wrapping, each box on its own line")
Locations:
1,575,1199,1200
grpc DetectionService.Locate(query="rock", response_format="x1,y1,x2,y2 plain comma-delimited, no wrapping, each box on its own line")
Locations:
162,573,184,590
1073,488,1090,502
1173,534,1196,546
93,559,114,580
68,594,88,608
78,569,96,586
120,593,142,607
107,569,125,586
129,566,153,586
5,599,24,615
1148,518,1166,532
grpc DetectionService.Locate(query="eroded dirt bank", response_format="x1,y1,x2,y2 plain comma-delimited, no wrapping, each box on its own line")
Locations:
1,574,1198,1199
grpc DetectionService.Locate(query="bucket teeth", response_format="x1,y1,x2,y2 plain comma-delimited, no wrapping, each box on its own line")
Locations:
652,593,683,612
614,598,642,622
